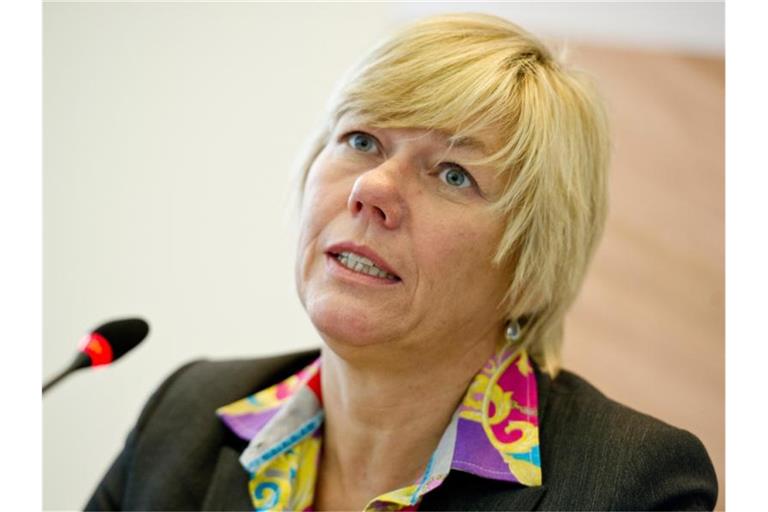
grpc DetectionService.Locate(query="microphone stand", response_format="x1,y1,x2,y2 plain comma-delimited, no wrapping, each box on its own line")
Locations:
42,352,91,394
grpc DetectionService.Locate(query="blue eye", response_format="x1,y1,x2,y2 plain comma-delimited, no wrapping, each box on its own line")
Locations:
347,132,378,153
438,165,472,189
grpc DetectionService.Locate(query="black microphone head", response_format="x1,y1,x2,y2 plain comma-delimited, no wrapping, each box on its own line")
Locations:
92,318,150,361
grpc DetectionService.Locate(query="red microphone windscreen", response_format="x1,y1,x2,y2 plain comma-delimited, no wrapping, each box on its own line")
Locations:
78,318,149,366
79,332,114,366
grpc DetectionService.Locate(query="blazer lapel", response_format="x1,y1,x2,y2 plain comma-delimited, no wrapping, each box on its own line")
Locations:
201,443,253,511
491,485,548,511
419,471,547,511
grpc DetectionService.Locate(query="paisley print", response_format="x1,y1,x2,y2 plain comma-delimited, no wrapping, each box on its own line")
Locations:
249,438,321,511
457,343,541,485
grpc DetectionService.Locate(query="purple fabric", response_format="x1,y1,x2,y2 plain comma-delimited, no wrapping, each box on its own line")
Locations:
452,419,517,481
219,408,280,441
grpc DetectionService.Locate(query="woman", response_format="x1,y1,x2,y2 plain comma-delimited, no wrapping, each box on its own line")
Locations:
86,13,717,511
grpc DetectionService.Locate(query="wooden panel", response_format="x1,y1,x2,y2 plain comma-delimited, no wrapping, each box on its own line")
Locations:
560,45,724,510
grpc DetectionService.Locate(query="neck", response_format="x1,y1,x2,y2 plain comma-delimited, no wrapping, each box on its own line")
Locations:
314,332,500,510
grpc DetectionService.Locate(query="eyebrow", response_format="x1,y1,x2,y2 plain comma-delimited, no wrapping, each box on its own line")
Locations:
446,134,487,153
338,115,490,155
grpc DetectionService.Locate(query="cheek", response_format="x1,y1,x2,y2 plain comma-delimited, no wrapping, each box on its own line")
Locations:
296,156,353,293
299,156,338,245
296,164,328,293
301,150,354,221
415,213,506,292
421,216,498,261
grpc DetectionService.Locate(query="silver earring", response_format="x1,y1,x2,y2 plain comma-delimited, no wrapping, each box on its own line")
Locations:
506,319,521,341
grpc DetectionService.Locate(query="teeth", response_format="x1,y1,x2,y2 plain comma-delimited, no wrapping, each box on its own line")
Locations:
335,251,398,281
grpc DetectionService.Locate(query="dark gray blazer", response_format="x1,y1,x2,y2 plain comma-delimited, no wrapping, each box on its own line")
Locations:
85,349,718,511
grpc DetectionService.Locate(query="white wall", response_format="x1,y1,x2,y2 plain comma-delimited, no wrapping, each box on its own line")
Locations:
398,2,724,55
43,3,723,510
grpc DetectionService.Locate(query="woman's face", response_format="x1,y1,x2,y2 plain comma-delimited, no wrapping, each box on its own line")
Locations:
296,113,511,359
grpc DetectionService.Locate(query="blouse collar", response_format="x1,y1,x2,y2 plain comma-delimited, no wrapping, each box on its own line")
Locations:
217,342,542,493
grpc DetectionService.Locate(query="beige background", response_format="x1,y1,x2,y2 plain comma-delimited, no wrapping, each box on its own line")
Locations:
43,2,724,510
562,46,724,509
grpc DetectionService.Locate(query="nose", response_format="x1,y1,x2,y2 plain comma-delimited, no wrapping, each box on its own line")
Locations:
347,162,405,230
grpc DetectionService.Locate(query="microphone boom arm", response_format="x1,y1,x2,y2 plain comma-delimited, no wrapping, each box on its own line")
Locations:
42,352,91,394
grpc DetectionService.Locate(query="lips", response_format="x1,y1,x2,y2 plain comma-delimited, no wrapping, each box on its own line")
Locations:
325,242,402,281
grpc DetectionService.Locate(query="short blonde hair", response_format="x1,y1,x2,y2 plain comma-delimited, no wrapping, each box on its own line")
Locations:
298,13,610,375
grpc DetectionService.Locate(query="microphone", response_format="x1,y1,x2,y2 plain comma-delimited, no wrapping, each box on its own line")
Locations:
42,318,150,394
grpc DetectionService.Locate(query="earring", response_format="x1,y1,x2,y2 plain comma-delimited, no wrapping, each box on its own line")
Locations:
505,319,521,341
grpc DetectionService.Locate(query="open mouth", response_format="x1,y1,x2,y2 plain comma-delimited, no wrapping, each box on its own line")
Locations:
328,251,401,282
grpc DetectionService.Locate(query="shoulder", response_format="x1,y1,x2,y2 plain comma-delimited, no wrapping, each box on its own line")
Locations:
135,348,322,430
537,368,718,510
84,349,321,510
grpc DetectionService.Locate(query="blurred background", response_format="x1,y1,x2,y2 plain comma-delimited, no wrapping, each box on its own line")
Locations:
43,2,724,510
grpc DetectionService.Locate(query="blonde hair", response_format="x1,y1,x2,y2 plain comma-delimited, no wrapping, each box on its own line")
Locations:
298,13,610,375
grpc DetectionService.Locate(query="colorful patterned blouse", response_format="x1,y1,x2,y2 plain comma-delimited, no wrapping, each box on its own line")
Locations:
216,342,542,511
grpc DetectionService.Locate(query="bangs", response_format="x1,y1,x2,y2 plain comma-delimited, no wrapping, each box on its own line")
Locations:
330,24,551,178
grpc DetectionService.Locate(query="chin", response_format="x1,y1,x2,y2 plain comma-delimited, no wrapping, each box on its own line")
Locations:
306,299,391,350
